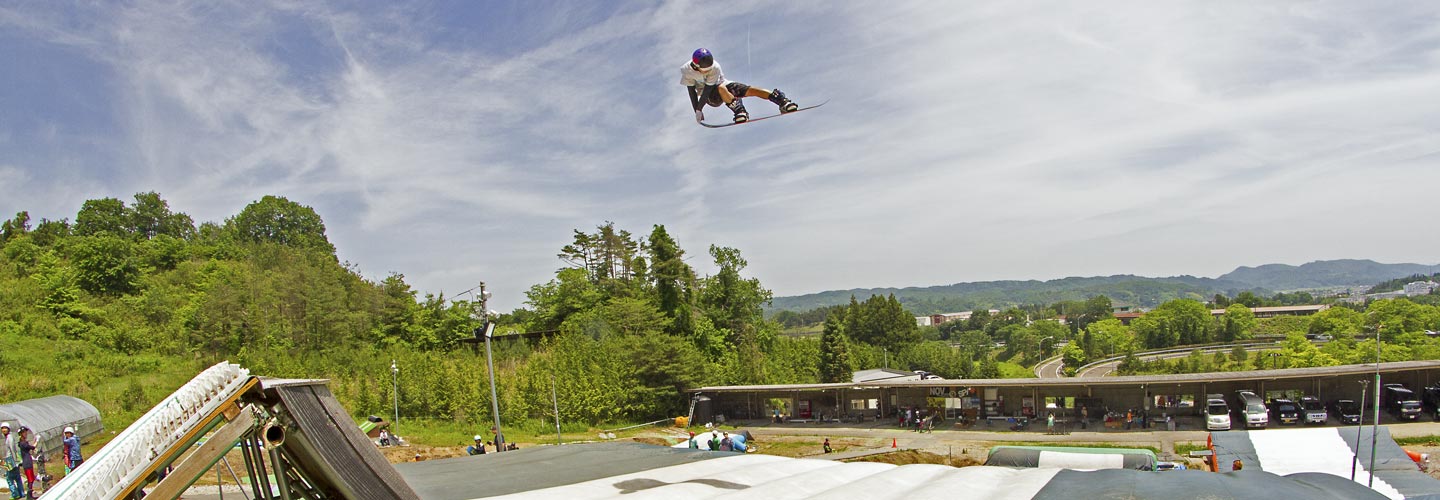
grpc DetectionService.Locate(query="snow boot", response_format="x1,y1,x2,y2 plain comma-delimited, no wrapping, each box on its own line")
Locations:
728,99,749,123
768,88,798,113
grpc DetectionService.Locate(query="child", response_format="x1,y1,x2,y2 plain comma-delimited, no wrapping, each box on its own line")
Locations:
681,48,797,123
17,427,35,499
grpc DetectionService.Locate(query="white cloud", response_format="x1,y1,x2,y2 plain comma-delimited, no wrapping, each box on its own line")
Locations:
2,1,1439,309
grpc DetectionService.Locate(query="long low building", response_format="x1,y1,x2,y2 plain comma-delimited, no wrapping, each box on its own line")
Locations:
689,361,1440,425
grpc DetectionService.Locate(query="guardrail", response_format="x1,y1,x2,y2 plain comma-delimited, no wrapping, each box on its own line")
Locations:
1071,338,1326,376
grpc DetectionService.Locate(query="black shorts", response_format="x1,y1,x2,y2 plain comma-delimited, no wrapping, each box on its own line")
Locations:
700,82,751,107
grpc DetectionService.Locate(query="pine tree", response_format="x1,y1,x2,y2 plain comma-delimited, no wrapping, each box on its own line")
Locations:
819,315,852,383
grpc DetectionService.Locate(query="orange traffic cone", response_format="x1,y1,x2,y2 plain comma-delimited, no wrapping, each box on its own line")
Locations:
892,438,898,448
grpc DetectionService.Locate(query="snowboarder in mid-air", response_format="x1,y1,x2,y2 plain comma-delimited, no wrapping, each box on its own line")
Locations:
682,48,797,124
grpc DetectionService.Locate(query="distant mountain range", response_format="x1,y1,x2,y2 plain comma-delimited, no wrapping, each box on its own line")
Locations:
768,259,1440,315
1216,259,1440,291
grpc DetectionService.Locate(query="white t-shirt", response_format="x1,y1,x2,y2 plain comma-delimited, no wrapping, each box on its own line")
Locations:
679,62,726,91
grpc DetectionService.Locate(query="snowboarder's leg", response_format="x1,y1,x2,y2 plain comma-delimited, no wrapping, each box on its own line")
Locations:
701,85,725,108
742,86,798,113
721,83,749,123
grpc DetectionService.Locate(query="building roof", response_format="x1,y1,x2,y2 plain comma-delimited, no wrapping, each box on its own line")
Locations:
852,368,920,384
1210,305,1330,315
690,360,1440,393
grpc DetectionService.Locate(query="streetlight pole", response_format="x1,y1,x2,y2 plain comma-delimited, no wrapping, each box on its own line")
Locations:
1370,323,1382,488
1352,379,1368,481
478,283,505,452
391,360,399,434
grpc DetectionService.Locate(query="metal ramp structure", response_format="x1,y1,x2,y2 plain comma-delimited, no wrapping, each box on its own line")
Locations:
41,362,420,500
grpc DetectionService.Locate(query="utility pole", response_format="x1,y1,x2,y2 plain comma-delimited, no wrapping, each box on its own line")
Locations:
1352,379,1368,481
391,360,399,434
478,282,505,452
551,371,563,445
1370,324,1382,487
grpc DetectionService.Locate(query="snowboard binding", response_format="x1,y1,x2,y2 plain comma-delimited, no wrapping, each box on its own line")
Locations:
768,88,798,113
727,99,749,123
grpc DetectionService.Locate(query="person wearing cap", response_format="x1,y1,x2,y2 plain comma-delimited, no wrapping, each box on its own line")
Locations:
2,422,20,500
16,427,35,499
466,435,486,455
62,427,83,473
688,432,698,449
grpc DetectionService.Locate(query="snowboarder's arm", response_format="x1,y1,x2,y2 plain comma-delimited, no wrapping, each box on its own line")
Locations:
687,86,702,111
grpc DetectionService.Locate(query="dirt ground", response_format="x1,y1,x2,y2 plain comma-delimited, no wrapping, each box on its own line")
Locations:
844,449,984,467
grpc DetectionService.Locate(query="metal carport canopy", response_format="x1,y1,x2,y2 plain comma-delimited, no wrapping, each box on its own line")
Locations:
689,360,1440,393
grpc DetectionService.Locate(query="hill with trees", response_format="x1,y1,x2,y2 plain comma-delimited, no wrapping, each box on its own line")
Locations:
0,195,986,434
769,275,1259,314
1218,259,1440,291
769,259,1440,315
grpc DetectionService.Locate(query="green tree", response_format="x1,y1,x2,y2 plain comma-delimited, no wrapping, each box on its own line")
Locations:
71,234,141,295
1218,304,1256,342
0,211,30,244
226,195,335,254
1366,299,1436,341
1060,342,1087,374
1134,299,1211,348
128,192,196,240
1087,318,1134,357
74,197,130,236
818,315,852,383
648,226,685,328
1308,306,1364,338
1234,291,1264,308
699,245,772,346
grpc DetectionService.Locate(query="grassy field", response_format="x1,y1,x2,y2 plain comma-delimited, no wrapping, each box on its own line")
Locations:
1394,435,1440,447
996,441,1162,455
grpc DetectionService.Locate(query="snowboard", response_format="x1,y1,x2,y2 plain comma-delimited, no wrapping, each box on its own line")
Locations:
697,100,828,128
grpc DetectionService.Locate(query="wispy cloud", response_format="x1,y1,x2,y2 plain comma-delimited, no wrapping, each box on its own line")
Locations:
2,1,1439,308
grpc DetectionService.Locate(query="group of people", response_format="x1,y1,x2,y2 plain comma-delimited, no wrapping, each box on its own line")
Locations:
1,422,83,500
465,429,517,456
898,407,935,432
687,430,746,452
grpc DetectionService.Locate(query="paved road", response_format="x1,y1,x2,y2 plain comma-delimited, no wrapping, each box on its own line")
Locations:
1075,344,1281,377
1034,355,1066,379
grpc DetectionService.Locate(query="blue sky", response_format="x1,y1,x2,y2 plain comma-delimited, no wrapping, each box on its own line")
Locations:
3,1,1440,310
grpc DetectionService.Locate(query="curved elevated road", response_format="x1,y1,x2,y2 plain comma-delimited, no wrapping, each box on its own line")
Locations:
1036,339,1325,378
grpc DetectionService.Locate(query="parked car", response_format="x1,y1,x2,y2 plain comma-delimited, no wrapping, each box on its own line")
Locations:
1235,391,1268,429
1329,399,1362,425
1421,386,1440,421
1299,396,1327,425
1270,399,1300,425
1384,384,1423,421
1206,394,1231,431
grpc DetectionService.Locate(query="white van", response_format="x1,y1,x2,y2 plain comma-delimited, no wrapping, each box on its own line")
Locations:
1205,394,1231,431
1236,391,1268,429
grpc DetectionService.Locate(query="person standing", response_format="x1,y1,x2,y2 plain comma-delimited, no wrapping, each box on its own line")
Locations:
1047,413,1055,434
1125,409,1133,430
2,423,20,500
16,427,35,500
1081,406,1089,430
62,427,82,473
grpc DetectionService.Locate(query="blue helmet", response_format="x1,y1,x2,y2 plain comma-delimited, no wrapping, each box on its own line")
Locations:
691,48,714,69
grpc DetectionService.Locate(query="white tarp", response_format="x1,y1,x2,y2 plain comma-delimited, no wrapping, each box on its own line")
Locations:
1246,427,1403,500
